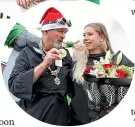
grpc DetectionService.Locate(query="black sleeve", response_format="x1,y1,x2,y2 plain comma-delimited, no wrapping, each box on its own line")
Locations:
64,48,75,98
67,70,75,99
113,50,134,67
8,48,36,101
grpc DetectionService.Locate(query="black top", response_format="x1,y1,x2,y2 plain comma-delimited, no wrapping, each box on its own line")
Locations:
70,53,106,125
8,42,74,126
70,52,133,125
87,53,106,66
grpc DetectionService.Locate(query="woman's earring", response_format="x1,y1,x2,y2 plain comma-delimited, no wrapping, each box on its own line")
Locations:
99,41,102,45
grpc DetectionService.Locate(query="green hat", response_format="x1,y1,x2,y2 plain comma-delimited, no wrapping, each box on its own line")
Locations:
66,41,74,47
5,22,27,47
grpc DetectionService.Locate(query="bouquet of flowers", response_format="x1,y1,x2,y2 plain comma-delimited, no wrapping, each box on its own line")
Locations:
84,50,134,86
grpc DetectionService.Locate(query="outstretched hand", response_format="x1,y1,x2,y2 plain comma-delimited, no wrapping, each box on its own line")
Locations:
16,0,43,9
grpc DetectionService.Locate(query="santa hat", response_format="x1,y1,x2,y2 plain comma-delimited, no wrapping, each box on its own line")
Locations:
38,7,71,31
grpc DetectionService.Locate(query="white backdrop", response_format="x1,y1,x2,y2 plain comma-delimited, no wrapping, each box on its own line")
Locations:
0,0,133,61
0,0,133,62
0,0,135,127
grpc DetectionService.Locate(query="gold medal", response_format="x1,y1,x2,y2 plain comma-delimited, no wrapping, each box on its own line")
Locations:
59,49,67,58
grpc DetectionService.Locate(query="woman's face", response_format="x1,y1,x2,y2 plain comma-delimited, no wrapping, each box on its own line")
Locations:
83,26,103,53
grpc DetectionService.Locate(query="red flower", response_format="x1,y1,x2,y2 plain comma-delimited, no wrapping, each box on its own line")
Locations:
116,69,127,78
84,66,94,74
102,64,113,72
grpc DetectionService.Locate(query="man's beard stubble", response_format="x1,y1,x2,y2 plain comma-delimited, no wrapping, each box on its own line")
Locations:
53,40,63,49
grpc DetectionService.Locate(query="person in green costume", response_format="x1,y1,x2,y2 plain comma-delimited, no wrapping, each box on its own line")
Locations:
3,22,41,102
5,22,40,51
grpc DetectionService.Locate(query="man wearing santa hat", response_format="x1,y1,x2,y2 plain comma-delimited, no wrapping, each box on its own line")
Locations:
8,7,74,125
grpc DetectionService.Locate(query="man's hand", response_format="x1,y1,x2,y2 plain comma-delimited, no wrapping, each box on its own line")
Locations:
33,48,61,83
43,48,61,67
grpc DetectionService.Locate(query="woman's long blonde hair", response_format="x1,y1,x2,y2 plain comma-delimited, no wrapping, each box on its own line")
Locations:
72,23,113,84
72,42,89,84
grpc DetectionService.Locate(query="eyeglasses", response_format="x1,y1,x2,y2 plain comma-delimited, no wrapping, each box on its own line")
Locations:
44,18,72,27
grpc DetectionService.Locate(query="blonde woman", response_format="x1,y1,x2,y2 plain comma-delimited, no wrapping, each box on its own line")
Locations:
69,23,133,125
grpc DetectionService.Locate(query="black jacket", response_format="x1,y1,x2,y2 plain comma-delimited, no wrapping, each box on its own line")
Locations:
8,42,74,126
70,52,134,125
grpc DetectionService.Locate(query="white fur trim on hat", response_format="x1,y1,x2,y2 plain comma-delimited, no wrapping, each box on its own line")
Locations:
41,23,69,31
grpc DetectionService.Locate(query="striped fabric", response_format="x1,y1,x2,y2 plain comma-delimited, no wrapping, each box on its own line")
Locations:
0,12,10,19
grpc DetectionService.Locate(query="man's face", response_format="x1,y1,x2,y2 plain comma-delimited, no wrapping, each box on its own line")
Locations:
43,28,68,49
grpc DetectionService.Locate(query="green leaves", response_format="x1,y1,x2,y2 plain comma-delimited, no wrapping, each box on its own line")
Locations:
67,95,71,105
